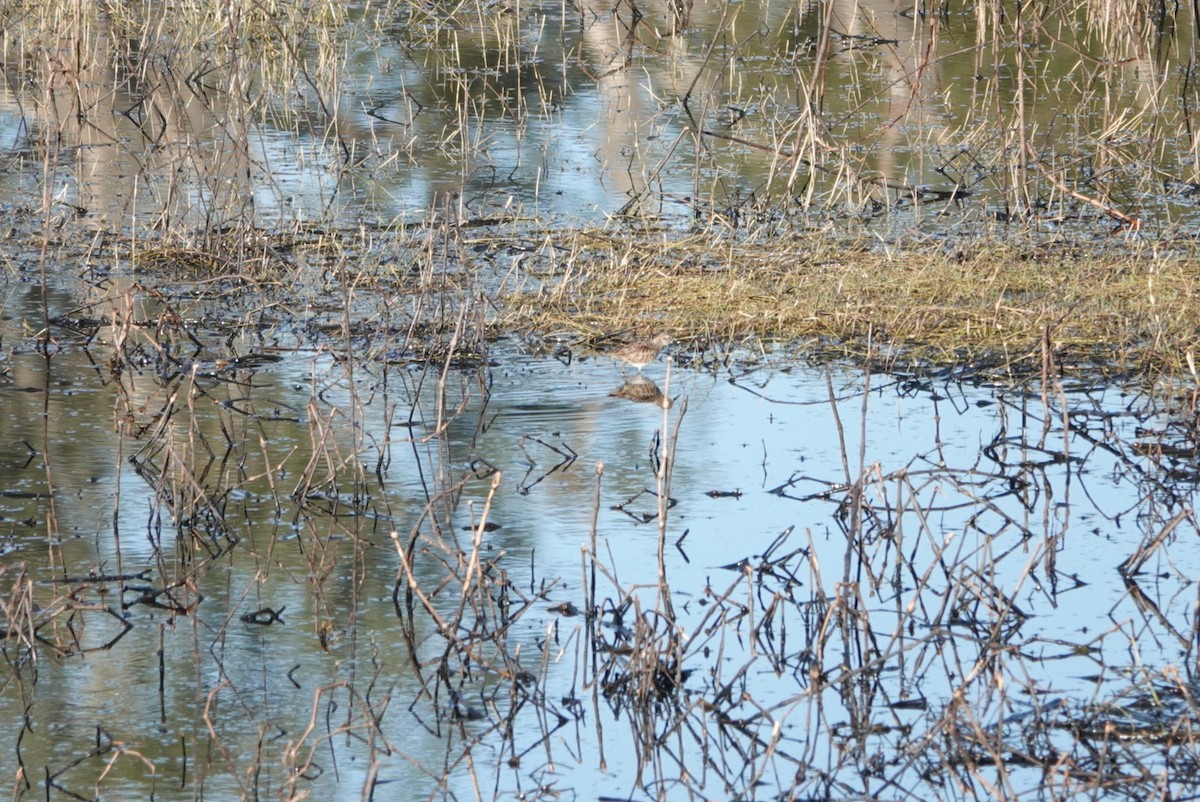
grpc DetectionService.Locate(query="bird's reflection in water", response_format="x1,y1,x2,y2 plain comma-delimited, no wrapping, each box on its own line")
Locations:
608,374,672,408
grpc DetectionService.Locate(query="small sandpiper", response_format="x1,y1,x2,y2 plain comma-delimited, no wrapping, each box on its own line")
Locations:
609,332,672,372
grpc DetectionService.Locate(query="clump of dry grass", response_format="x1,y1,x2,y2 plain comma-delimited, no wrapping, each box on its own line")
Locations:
499,228,1200,376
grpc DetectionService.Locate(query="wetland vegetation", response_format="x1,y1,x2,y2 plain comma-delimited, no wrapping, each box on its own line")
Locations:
4,0,1200,800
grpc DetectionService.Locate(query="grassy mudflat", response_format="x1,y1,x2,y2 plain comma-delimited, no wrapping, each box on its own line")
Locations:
4,0,1200,380
497,228,1200,377
20,218,1200,379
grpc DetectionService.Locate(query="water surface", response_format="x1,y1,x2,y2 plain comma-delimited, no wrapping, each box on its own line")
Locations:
1,283,1196,799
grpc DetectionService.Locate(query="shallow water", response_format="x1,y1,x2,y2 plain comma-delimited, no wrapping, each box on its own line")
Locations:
2,275,1198,799
2,2,1199,798
1,0,1198,235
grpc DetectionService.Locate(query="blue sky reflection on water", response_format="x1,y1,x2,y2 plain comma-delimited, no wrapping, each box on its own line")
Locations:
0,331,1197,799
442,352,1198,799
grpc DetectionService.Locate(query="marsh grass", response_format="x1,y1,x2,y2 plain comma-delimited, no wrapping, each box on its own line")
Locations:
499,228,1200,376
